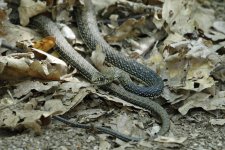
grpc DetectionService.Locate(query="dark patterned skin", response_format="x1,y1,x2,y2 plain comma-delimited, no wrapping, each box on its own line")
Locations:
30,0,170,141
75,0,164,97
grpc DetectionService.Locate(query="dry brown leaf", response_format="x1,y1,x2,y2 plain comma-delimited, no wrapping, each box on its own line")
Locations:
181,58,215,92
0,49,68,81
44,99,67,115
0,55,33,80
209,119,225,126
90,45,106,70
99,139,111,150
13,80,60,98
24,98,38,110
162,0,215,34
161,87,187,103
114,113,134,135
18,0,47,26
59,79,91,93
105,17,146,43
108,113,147,142
33,36,56,52
204,30,225,41
213,21,225,34
76,108,107,123
154,136,187,144
1,22,41,55
0,78,95,133
212,63,225,82
0,108,53,134
61,86,96,112
146,46,164,71
162,37,217,92
31,48,68,78
178,91,225,115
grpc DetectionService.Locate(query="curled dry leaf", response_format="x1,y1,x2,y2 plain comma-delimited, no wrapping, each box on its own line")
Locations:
0,77,95,133
24,98,38,110
114,113,134,136
146,45,165,71
204,30,225,41
1,22,41,55
162,0,214,35
44,99,68,115
0,108,53,135
108,113,146,142
213,21,225,34
178,91,225,115
0,48,68,81
130,36,156,55
18,0,47,26
32,48,68,77
0,54,33,80
90,44,106,69
33,36,56,52
13,80,60,98
161,35,218,93
60,86,96,112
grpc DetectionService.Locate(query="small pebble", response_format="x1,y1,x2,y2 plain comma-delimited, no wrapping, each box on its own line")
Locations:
86,136,96,142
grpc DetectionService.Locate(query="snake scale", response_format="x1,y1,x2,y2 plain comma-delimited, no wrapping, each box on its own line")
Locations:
29,0,170,141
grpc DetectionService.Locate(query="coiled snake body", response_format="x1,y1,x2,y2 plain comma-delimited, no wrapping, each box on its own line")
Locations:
30,0,170,141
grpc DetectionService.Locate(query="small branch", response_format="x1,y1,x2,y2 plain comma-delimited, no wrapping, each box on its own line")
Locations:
0,91,33,111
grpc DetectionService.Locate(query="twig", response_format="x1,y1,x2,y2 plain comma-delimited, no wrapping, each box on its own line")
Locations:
0,91,33,111
1,41,24,52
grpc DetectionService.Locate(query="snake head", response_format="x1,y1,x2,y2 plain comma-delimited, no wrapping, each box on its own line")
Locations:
92,75,113,86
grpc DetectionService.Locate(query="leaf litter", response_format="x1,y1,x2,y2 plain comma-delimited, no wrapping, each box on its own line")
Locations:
0,0,225,149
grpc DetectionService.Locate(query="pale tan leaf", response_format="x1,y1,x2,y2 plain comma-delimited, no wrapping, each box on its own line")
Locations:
18,0,47,26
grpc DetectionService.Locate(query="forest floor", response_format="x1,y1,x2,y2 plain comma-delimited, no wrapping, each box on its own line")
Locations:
0,0,225,150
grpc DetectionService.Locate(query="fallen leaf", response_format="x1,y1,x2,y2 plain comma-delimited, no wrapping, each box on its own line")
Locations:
105,17,146,43
213,21,225,34
13,80,60,98
209,119,225,126
33,36,56,52
76,108,107,123
211,63,225,82
178,92,225,115
99,139,111,150
162,0,214,34
18,0,47,26
154,136,187,144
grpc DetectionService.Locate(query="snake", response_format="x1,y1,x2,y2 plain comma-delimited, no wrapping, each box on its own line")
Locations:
26,0,170,141
75,0,164,97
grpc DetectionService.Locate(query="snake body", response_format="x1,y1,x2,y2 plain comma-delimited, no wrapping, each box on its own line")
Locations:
30,0,169,141
75,0,164,97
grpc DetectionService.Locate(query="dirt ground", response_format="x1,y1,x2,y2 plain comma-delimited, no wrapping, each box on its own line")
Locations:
0,100,225,150
0,0,225,150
